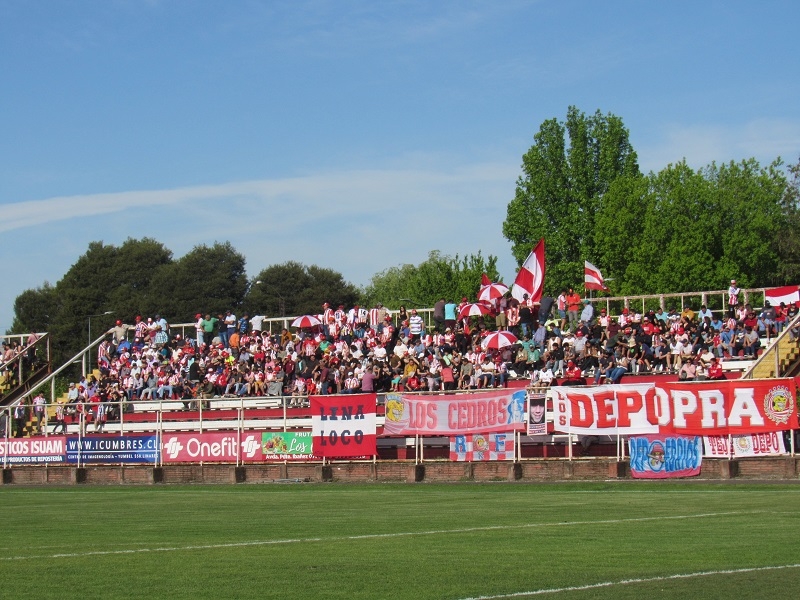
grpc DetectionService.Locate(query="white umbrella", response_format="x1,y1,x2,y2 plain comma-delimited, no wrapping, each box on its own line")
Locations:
478,282,509,303
459,302,492,319
291,315,322,328
481,331,519,350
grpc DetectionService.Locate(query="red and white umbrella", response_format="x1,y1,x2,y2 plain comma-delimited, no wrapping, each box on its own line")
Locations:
291,315,322,328
481,331,518,350
478,281,509,303
459,302,492,319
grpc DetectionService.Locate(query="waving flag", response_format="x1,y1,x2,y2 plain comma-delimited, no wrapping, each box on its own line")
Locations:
511,239,545,303
765,285,800,306
584,261,609,292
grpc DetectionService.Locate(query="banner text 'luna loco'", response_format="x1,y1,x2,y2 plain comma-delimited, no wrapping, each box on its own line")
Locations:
551,379,797,436
311,393,377,458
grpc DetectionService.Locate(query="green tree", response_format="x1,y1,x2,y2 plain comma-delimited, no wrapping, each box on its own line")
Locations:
10,283,58,334
774,156,800,283
245,262,360,318
150,242,248,322
595,159,789,295
503,107,639,293
362,250,499,308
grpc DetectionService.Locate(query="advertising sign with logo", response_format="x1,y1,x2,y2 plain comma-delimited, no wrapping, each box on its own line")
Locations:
449,433,515,462
262,431,314,461
551,379,798,436
629,434,702,479
161,431,263,463
1,436,66,464
65,435,159,464
383,389,527,436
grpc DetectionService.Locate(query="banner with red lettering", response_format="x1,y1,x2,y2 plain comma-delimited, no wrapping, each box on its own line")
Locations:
628,435,702,479
703,433,787,458
551,379,797,436
161,431,264,463
450,433,515,461
383,390,527,436
311,393,377,458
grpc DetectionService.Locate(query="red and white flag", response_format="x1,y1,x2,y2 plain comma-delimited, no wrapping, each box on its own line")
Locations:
311,393,377,458
765,285,800,306
511,239,545,303
584,261,609,292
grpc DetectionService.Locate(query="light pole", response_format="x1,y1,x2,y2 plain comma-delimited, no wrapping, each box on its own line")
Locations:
87,311,113,346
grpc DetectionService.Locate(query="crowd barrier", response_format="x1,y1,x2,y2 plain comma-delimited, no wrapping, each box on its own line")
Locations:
2,382,797,476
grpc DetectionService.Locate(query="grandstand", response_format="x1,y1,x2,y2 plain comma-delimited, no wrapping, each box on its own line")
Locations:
1,285,798,479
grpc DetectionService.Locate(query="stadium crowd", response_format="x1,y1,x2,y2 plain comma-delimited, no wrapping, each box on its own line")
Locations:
26,286,790,436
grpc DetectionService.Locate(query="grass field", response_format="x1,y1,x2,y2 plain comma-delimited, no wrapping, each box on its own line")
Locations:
1,482,799,599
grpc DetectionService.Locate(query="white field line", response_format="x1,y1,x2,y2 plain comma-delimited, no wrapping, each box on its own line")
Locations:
455,563,800,599
0,510,756,562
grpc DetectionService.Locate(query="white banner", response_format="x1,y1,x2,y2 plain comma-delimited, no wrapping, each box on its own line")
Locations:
703,433,787,458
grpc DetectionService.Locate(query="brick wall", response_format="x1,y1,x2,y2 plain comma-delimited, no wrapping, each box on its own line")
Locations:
736,457,797,479
473,461,515,481
376,462,415,481
244,464,285,483
2,457,798,485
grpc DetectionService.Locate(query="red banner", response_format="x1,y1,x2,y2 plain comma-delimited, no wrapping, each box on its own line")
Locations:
383,390,527,436
310,393,377,458
161,431,264,463
551,379,797,436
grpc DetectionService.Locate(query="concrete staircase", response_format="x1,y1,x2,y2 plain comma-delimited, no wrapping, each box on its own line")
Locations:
746,335,800,379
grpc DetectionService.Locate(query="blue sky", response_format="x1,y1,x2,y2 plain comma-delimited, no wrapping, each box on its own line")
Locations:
1,1,799,332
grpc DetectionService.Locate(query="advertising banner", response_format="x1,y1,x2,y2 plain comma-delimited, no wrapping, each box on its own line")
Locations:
527,393,547,436
704,432,787,458
66,435,159,464
311,393,377,458
450,433,515,461
262,431,315,461
383,389,527,436
161,431,263,463
629,435,702,479
0,436,66,464
551,379,797,436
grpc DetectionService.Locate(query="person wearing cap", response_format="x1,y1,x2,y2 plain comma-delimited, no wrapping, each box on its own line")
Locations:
561,359,585,386
108,319,131,344
727,279,740,317
194,313,205,347
153,314,168,345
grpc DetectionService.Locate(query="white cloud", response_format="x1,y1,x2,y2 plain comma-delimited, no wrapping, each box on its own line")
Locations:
0,162,521,332
638,118,800,173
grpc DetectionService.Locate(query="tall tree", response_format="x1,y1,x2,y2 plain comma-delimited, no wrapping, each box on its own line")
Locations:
245,262,360,318
595,159,789,295
150,242,248,321
503,107,639,293
362,250,499,308
774,156,800,283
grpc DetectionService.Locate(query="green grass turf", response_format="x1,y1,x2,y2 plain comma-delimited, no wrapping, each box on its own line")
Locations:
0,482,798,599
